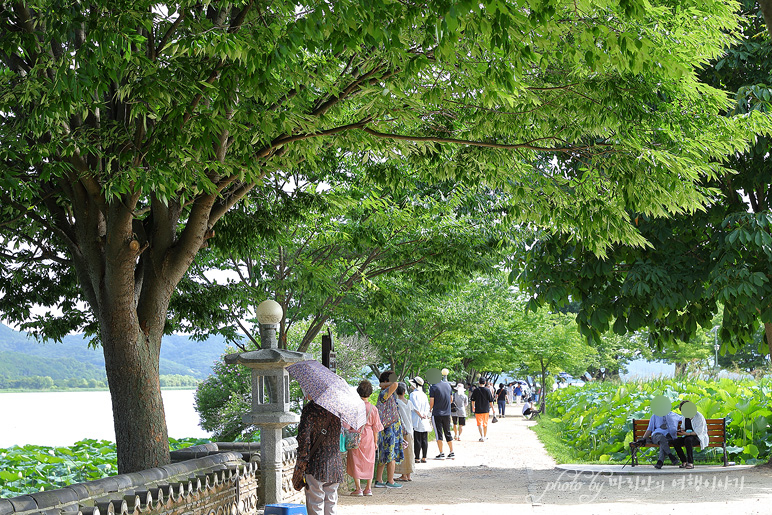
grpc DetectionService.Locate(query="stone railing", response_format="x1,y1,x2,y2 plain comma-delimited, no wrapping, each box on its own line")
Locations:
0,438,303,515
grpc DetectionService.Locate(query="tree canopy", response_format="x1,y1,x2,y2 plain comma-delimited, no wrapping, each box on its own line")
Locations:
1,0,766,472
173,172,510,352
516,2,772,362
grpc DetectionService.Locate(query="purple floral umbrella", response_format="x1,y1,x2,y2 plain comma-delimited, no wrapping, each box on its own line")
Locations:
286,359,367,430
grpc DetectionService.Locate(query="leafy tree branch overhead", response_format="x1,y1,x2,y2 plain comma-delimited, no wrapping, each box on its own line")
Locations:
0,0,765,473
172,168,511,354
515,2,772,364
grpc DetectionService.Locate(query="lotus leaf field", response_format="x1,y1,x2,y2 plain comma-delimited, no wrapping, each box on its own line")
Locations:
547,378,772,464
0,438,209,498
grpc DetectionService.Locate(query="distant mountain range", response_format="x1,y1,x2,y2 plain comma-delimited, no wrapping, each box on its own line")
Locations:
0,323,234,382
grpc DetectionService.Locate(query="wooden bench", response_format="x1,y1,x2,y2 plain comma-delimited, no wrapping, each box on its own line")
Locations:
630,418,728,466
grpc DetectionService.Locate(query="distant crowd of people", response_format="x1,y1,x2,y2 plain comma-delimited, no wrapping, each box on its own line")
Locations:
293,369,540,514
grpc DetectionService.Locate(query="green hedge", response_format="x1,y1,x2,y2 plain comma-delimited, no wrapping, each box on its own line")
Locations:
546,378,772,464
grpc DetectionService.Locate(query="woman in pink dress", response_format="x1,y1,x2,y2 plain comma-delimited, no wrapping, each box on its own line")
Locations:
346,380,383,496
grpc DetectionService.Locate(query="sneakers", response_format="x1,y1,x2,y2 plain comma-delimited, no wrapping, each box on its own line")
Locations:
447,452,455,459
363,489,372,496
350,490,363,496
385,482,403,488
479,437,485,442
374,481,387,488
435,453,445,460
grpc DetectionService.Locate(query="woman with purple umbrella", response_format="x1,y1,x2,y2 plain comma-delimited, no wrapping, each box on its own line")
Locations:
288,360,366,514
295,397,344,515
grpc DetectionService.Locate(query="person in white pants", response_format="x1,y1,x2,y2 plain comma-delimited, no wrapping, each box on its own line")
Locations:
305,474,339,515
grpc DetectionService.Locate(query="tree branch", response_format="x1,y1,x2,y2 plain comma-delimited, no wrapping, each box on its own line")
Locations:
154,12,186,59
362,127,610,153
255,119,372,159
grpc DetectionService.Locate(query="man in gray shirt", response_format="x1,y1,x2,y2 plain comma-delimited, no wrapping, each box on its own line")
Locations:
451,383,468,441
429,369,455,460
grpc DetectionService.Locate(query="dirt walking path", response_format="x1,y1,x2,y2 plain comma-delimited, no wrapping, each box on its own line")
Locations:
335,406,772,515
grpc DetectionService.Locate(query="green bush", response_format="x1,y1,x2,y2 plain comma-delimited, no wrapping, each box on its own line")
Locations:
547,378,772,464
0,437,209,498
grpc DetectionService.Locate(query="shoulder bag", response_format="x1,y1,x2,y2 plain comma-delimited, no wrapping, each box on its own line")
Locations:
343,404,371,450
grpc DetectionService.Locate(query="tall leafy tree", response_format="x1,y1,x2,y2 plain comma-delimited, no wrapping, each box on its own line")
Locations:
333,277,463,380
0,0,764,472
173,171,510,352
516,2,772,363
514,308,597,411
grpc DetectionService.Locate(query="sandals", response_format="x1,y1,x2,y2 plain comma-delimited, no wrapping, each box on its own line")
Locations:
350,490,363,496
685,463,694,469
421,458,427,463
415,458,421,464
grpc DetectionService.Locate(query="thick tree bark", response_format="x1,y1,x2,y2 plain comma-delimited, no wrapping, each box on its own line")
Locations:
760,0,772,40
57,188,214,473
102,316,169,472
539,358,547,414
763,321,772,465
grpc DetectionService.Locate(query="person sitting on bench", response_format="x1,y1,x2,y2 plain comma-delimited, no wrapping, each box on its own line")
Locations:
672,400,709,469
639,405,681,469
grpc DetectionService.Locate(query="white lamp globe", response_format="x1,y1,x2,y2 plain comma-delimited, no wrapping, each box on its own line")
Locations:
255,299,283,325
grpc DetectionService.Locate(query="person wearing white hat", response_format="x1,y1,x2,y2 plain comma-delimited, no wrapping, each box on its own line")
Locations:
408,377,431,463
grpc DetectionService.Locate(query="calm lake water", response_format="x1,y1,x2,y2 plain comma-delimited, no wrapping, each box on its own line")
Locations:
0,389,211,448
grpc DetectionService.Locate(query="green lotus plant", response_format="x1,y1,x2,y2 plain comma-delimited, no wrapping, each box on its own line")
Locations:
548,378,771,464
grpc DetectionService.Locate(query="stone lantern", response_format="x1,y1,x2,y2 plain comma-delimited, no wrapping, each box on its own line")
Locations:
224,299,310,506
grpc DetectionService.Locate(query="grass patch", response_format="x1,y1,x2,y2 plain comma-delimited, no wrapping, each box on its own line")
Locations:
530,416,597,464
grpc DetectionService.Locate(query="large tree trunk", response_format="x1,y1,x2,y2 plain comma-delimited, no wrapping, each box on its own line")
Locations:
760,0,772,40
539,358,547,414
59,189,215,473
764,323,772,363
102,317,169,472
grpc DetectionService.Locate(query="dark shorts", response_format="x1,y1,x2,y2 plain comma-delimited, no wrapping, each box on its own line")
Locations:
433,415,453,441
452,415,466,426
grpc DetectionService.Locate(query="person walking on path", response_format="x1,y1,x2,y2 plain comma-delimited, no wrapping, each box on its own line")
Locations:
486,381,497,416
470,377,494,441
451,383,468,441
496,383,509,418
375,371,404,488
295,398,345,515
346,380,383,497
429,368,455,460
394,382,415,482
409,377,431,463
